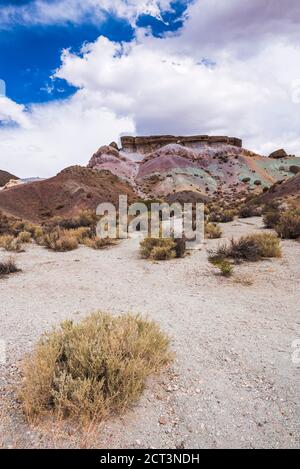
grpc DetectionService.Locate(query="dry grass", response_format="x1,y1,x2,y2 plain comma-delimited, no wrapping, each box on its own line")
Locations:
40,229,79,252
205,222,222,239
19,312,172,423
17,231,32,243
82,236,117,250
0,235,24,252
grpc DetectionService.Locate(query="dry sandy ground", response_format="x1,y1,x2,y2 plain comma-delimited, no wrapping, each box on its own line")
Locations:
0,217,299,449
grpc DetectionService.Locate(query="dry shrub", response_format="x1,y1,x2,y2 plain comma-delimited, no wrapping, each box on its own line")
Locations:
263,208,281,229
68,227,93,244
0,235,24,252
0,257,20,277
140,238,178,260
50,210,97,230
20,312,172,423
83,237,116,250
17,231,32,243
205,222,222,239
274,211,300,240
209,209,235,223
209,233,281,263
41,229,78,252
239,205,261,218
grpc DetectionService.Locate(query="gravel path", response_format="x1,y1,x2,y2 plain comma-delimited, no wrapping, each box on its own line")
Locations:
0,217,299,449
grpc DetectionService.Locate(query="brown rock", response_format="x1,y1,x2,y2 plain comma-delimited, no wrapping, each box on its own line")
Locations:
269,149,288,159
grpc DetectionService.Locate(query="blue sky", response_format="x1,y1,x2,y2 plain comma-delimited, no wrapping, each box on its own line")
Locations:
0,0,187,105
0,0,300,178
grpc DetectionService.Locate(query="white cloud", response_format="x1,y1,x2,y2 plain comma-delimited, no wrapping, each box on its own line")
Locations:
0,94,134,178
0,0,174,27
1,0,300,178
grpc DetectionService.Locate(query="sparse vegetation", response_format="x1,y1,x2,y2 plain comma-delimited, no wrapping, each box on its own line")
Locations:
41,228,79,252
209,258,234,277
0,235,24,253
20,312,172,423
0,257,20,277
274,210,300,240
17,231,32,243
209,233,281,263
238,204,261,218
205,222,222,239
82,237,116,250
140,238,177,260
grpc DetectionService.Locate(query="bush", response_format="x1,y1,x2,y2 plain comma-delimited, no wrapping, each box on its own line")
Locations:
205,222,222,239
17,231,32,243
239,205,261,218
83,237,116,250
20,312,172,422
263,209,281,229
209,233,281,263
50,210,97,230
0,258,20,277
209,258,234,277
140,238,178,260
209,210,235,223
41,229,78,252
275,211,300,239
0,235,24,252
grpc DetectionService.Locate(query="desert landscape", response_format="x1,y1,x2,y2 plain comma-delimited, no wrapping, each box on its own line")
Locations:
0,135,299,449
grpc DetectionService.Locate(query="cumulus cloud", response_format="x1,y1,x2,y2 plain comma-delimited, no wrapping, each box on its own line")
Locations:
1,0,300,177
0,0,174,27
0,94,134,178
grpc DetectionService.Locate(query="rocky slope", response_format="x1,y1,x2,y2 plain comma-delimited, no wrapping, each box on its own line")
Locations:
0,166,137,222
255,172,300,208
0,170,18,188
88,135,300,203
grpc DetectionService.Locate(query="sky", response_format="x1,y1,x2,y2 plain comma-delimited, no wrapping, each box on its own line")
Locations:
0,0,300,178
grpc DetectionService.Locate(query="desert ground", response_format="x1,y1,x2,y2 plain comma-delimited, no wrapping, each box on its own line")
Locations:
0,217,299,449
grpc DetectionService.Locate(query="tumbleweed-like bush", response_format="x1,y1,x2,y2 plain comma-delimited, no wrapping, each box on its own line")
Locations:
20,312,172,423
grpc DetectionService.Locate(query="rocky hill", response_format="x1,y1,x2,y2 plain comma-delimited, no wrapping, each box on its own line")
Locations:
255,172,300,208
88,135,300,203
0,166,137,222
0,170,18,187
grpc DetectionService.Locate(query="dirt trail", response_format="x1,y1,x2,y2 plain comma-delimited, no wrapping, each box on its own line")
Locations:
0,217,299,449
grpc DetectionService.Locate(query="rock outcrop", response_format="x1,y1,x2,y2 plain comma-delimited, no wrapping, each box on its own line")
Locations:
121,135,242,154
0,170,18,188
269,149,288,159
88,135,300,202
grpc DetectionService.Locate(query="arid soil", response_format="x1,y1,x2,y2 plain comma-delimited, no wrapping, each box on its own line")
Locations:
0,217,299,449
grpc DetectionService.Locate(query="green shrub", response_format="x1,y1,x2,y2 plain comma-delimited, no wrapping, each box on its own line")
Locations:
20,312,172,422
209,258,234,277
